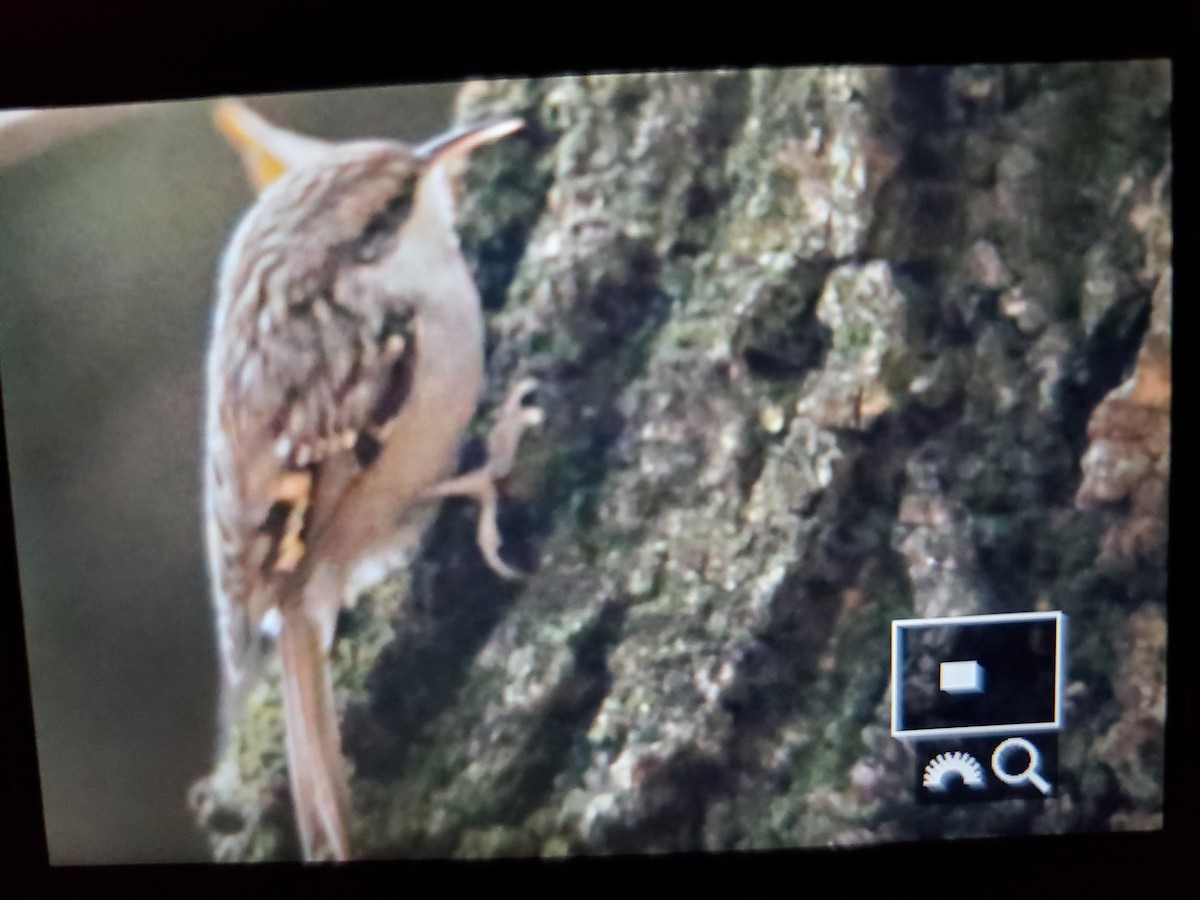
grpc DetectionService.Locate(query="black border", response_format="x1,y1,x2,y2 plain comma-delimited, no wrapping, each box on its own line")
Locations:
1,5,1194,897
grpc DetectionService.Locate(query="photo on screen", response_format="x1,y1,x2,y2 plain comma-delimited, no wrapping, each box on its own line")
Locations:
0,60,1170,863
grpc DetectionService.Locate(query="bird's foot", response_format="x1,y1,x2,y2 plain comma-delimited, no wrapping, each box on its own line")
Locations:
421,378,542,578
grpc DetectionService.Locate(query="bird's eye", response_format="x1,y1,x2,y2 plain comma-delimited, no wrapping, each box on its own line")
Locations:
353,188,414,264
355,217,394,264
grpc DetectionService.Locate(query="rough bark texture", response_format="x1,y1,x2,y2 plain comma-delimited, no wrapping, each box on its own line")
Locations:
189,62,1171,860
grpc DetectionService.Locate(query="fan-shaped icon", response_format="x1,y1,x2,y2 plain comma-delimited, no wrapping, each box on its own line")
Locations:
922,751,987,792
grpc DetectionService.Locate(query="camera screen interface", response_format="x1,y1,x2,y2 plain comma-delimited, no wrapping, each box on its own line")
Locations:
0,61,1170,862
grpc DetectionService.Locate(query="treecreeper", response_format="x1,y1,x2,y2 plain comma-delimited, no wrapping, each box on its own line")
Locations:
200,100,539,861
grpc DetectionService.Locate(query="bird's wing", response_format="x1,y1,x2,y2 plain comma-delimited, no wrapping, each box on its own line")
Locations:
205,263,417,687
205,142,424,688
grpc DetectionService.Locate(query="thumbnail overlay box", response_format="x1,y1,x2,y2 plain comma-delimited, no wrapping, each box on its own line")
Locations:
891,611,1067,741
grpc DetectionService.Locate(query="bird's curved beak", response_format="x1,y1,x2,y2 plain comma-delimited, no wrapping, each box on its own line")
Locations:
415,117,524,167
213,99,332,193
407,117,523,229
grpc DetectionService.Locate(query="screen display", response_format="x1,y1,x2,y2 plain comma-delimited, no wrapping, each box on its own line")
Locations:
0,60,1171,863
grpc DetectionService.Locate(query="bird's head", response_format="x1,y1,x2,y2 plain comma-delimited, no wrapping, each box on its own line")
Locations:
213,99,522,309
214,97,521,198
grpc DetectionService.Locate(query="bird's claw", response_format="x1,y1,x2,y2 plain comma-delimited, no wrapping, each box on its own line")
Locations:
422,377,542,579
485,377,542,479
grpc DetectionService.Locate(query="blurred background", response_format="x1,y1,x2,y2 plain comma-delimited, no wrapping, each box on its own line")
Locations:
0,81,458,863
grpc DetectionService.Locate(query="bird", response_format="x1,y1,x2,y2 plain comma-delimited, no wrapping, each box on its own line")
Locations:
203,99,539,862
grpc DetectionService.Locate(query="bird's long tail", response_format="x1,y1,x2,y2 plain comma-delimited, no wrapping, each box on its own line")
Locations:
278,606,350,861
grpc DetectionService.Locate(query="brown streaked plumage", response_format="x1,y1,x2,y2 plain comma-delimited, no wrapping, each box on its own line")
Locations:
203,100,537,861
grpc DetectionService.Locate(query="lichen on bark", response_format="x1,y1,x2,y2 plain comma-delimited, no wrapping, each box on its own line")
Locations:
190,61,1171,859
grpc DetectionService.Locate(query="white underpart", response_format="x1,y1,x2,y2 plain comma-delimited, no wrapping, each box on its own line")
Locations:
420,162,458,233
343,523,430,605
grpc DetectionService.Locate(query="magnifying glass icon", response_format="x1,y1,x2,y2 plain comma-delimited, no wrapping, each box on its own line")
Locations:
991,737,1052,795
